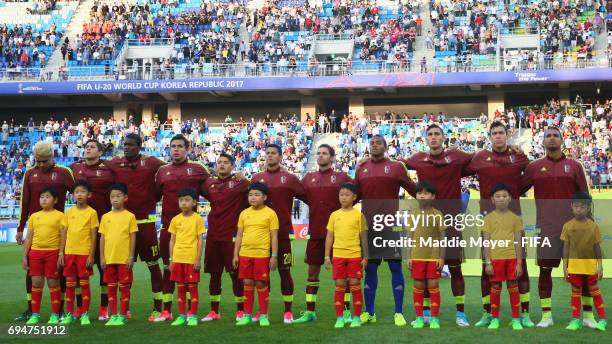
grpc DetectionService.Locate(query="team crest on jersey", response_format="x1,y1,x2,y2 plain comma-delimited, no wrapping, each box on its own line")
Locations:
210,184,215,189
509,155,515,163
564,165,570,173
260,179,265,183
541,167,547,172
78,170,83,174
384,165,390,174
187,168,193,176
311,178,316,182
281,176,286,184
363,169,368,173
229,181,234,188
33,173,38,178
51,172,57,180
331,175,336,183
140,160,146,166
166,171,171,175
120,163,125,167
96,170,102,177
444,156,451,164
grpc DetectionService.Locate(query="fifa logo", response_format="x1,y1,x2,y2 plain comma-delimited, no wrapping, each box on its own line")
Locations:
384,166,390,174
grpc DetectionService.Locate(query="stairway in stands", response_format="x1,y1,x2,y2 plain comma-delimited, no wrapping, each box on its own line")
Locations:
45,0,100,76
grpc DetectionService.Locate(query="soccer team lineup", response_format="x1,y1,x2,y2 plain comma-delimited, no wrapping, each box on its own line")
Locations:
10,122,607,335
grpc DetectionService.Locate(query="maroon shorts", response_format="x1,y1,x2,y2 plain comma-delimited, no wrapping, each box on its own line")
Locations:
171,263,200,283
136,222,160,262
278,239,293,269
304,238,325,266
204,240,235,273
103,264,133,284
238,256,269,281
490,259,518,282
94,232,102,265
567,274,598,288
537,235,562,268
159,224,171,263
28,249,59,279
411,260,441,280
63,254,93,278
332,257,363,280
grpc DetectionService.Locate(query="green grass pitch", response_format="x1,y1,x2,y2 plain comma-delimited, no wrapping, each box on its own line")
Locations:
0,242,609,343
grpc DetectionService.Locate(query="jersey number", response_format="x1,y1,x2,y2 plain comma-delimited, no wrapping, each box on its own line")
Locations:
283,253,293,266
151,245,159,258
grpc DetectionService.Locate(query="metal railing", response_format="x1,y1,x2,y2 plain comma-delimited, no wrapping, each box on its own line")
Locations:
315,33,354,40
0,56,610,82
126,38,175,46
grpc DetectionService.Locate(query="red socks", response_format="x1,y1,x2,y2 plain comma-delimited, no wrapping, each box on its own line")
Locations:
428,287,441,317
508,285,520,318
188,284,199,315
413,287,424,317
589,287,606,320
491,285,502,318
243,284,255,315
350,284,363,316
108,283,118,315
119,283,130,316
257,285,269,314
31,286,43,314
334,286,344,317
177,283,187,315
50,286,61,314
65,280,77,314
571,289,582,318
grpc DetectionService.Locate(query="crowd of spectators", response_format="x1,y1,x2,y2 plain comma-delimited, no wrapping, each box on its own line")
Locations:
0,23,59,69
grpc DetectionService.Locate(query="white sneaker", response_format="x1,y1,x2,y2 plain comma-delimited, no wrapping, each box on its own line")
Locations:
583,317,597,329
456,315,470,327
536,317,554,328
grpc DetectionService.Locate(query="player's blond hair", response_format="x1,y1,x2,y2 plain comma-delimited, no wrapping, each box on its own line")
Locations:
33,140,53,158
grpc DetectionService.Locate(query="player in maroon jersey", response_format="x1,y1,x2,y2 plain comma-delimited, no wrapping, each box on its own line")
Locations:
251,144,307,324
106,133,166,322
520,126,590,328
356,135,415,327
465,121,533,328
200,153,249,322
155,134,210,321
70,139,115,321
15,141,75,321
404,124,473,327
293,144,352,324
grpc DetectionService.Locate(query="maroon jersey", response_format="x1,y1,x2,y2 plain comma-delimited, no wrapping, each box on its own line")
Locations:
302,169,352,239
405,149,472,215
466,149,529,215
70,159,114,220
107,155,166,219
251,169,307,240
520,154,588,235
355,158,415,200
201,175,249,241
18,164,75,232
156,160,209,227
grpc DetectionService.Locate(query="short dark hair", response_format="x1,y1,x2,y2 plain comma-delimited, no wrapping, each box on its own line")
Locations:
426,124,444,135
124,133,142,147
371,134,387,147
490,183,512,197
339,182,357,194
266,144,282,155
170,134,190,148
488,121,507,135
249,182,269,195
318,144,335,157
415,181,437,194
217,153,235,165
544,126,562,137
84,139,104,152
39,186,59,198
178,187,198,200
74,179,92,192
572,191,592,205
109,183,128,195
